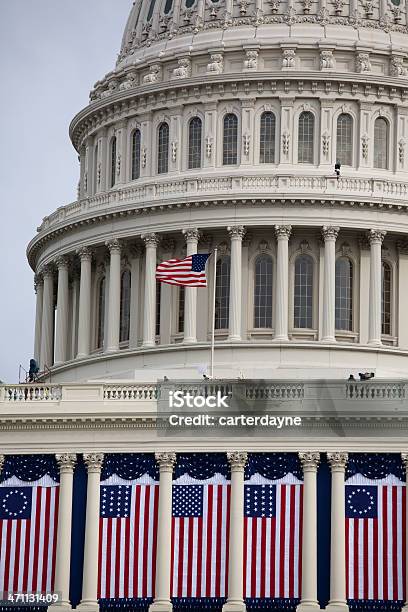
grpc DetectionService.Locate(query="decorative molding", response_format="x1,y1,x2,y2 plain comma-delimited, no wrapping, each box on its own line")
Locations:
243,49,258,70
356,52,371,73
282,48,296,69
143,64,162,84
172,58,191,79
320,50,335,70
207,53,224,74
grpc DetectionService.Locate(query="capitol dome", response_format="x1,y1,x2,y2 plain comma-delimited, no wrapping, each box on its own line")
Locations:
27,0,408,382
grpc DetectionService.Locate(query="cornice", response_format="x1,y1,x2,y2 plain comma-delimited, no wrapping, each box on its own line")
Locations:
70,73,408,150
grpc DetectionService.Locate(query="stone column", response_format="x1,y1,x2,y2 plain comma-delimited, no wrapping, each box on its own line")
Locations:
401,453,408,612
105,239,122,353
321,226,340,343
368,230,386,346
77,453,104,612
129,245,143,349
34,274,44,365
76,248,93,359
274,225,292,341
55,257,70,365
182,229,200,343
228,226,246,342
50,454,77,610
223,452,248,612
149,452,176,612
297,452,320,612
326,452,349,612
142,233,159,348
40,265,55,370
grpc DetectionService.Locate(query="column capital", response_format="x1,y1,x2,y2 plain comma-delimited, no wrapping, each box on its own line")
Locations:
299,451,320,471
83,453,104,473
227,225,246,240
142,232,160,247
77,246,93,262
155,452,176,471
41,264,55,278
106,238,122,253
227,451,248,471
327,451,348,471
401,452,408,468
34,273,44,293
275,225,292,240
368,229,386,245
182,228,200,243
322,226,340,241
56,453,77,474
55,255,70,270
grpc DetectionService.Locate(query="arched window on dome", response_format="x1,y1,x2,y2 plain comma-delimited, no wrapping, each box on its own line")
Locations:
374,117,389,169
223,114,238,166
131,129,141,180
178,286,185,334
156,280,161,337
259,112,276,164
254,254,273,328
336,114,353,166
157,122,169,174
298,111,315,164
164,0,173,13
335,257,353,331
215,255,231,329
97,277,106,349
382,261,392,336
120,270,131,343
185,0,195,7
147,0,157,21
294,254,314,329
188,117,202,169
110,136,117,188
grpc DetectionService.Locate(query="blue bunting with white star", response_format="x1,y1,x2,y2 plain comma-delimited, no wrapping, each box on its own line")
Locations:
245,453,302,480
174,453,230,479
102,453,158,480
2,455,59,483
347,453,405,481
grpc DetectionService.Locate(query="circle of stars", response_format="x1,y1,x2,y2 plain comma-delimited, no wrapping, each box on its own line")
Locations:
347,487,375,516
2,489,29,517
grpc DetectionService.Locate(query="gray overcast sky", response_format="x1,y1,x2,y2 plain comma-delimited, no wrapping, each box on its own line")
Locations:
0,0,131,382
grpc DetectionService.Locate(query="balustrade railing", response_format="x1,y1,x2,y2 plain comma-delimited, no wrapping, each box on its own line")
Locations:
103,384,157,400
3,385,63,402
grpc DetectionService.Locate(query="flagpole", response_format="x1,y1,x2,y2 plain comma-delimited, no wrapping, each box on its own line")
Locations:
210,248,217,379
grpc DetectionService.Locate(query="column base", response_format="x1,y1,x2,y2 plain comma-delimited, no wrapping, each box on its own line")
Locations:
325,602,349,612
142,341,155,348
321,336,336,344
48,603,72,611
149,600,173,612
297,602,320,611
183,337,197,344
105,346,119,353
228,335,242,342
368,339,382,347
272,335,289,342
76,602,99,612
222,600,246,612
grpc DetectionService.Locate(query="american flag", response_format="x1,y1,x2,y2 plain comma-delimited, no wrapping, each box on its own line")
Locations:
0,485,59,596
156,254,210,287
171,484,230,598
346,484,406,601
98,484,159,599
244,484,303,599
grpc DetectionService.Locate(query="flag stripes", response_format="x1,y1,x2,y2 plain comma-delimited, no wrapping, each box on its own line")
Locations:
346,485,406,601
171,484,230,598
98,484,159,599
0,486,59,596
243,484,303,599
156,254,210,287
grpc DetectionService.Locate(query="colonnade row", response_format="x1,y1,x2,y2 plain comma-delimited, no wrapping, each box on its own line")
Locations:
34,226,388,370
3,451,407,612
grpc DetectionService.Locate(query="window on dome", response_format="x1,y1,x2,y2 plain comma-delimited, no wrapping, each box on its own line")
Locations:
157,122,169,174
147,0,157,21
97,277,106,349
335,257,353,331
131,129,141,180
336,114,353,166
294,255,313,329
298,111,315,164
110,136,117,188
164,0,173,13
254,254,273,328
156,280,161,337
374,117,389,169
223,114,238,166
185,0,195,7
178,286,185,334
382,261,392,336
215,255,230,329
260,112,276,164
120,270,131,343
188,117,202,169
